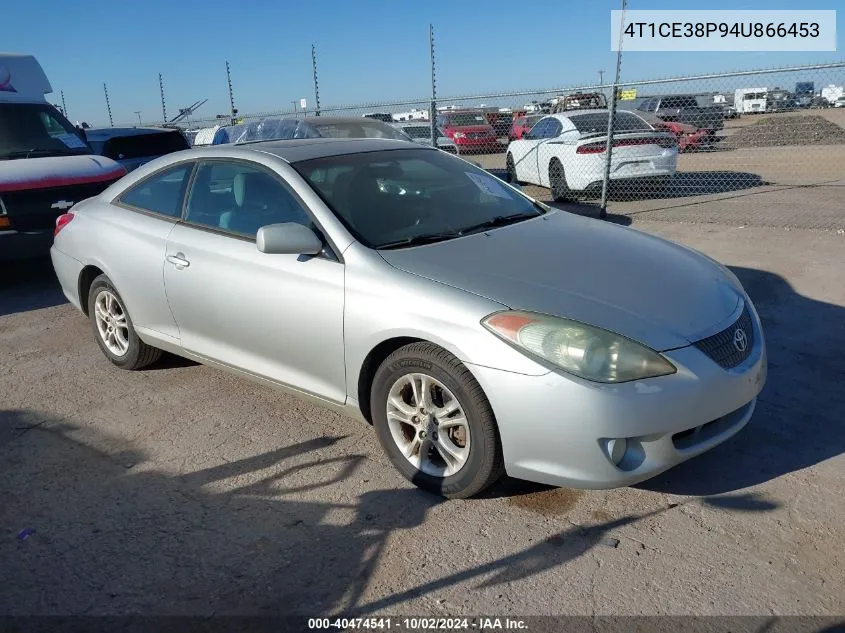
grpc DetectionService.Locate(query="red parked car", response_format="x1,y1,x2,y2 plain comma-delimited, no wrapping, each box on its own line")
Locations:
509,114,545,141
435,111,501,154
635,110,709,152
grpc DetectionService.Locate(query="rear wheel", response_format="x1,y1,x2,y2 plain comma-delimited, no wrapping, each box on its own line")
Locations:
371,342,504,499
549,159,572,202
88,275,162,370
506,153,519,184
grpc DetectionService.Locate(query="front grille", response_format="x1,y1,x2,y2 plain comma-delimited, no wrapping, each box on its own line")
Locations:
693,305,754,369
1,180,116,231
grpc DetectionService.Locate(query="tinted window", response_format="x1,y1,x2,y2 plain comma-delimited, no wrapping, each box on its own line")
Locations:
102,131,190,160
118,164,192,217
400,126,432,139
660,96,697,109
294,148,541,249
568,112,652,134
309,121,410,140
528,118,560,138
185,161,311,238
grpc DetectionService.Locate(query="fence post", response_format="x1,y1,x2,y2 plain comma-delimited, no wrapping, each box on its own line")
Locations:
103,83,113,127
429,24,437,147
226,62,237,126
312,45,321,117
159,73,167,123
599,0,627,219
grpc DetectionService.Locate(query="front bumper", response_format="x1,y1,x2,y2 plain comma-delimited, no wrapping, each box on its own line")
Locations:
467,304,767,489
0,230,54,261
49,245,85,313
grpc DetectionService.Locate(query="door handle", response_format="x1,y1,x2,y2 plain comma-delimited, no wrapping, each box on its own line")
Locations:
166,253,190,270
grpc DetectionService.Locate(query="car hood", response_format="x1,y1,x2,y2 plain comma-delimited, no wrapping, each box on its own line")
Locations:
378,211,742,351
0,154,126,193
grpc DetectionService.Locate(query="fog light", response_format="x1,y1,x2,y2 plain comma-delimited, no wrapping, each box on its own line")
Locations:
605,438,628,466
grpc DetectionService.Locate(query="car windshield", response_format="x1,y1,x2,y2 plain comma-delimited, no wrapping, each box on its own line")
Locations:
444,113,489,127
310,121,411,141
294,148,542,249
568,112,653,134
0,102,92,159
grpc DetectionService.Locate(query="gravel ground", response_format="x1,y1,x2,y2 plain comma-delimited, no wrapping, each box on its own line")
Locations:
1,217,844,619
721,115,845,149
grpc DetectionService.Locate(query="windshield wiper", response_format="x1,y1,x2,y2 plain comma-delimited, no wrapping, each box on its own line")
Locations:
377,231,463,250
456,212,539,236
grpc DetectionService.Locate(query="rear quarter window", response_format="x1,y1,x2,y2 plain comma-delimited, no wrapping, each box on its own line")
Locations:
103,131,190,160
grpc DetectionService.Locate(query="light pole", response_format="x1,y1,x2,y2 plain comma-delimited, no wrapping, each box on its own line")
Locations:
598,70,605,86
134,111,142,126
291,100,298,116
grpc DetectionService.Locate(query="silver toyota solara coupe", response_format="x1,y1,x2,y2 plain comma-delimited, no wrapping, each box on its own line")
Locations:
50,137,767,498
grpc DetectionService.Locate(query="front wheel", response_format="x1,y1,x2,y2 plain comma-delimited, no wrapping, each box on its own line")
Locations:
88,275,162,370
371,342,504,499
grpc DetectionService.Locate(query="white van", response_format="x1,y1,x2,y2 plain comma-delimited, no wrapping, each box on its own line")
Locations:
0,53,126,260
734,88,768,114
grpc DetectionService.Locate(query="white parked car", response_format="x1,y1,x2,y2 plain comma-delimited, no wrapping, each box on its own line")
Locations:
835,96,845,108
505,110,678,200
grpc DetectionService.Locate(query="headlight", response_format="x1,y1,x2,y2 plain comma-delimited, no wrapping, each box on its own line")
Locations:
453,132,466,138
482,311,676,383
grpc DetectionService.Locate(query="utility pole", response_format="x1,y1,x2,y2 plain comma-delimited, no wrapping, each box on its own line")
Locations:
103,83,114,127
599,0,627,219
429,24,437,146
60,90,68,117
598,70,605,86
159,73,167,122
291,100,298,117
226,61,237,125
134,111,142,126
311,45,321,116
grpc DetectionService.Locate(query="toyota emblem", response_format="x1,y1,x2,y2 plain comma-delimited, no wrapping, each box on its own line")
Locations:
733,328,748,353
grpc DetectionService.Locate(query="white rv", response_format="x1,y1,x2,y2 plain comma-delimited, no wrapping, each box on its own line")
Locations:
734,88,768,114
821,84,844,105
0,53,126,260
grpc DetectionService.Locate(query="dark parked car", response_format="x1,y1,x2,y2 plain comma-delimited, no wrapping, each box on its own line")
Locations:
637,95,725,135
85,127,191,173
766,90,799,112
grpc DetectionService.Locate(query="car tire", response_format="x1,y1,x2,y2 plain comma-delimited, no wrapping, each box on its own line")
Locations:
370,342,504,499
506,153,519,184
549,159,572,202
88,274,162,370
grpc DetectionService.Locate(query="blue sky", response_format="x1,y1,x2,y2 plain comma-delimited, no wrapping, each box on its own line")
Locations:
5,0,843,125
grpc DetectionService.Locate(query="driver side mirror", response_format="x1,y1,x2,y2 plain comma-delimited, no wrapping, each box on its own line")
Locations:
256,223,323,255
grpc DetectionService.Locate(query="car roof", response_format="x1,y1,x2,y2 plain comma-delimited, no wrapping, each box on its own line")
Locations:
237,137,430,162
85,127,181,139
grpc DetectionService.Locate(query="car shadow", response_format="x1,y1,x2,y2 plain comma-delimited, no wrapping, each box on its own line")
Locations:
608,171,769,201
0,256,67,317
641,266,845,496
0,408,780,618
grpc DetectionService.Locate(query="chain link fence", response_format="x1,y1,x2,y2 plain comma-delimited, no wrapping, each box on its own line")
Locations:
135,61,845,230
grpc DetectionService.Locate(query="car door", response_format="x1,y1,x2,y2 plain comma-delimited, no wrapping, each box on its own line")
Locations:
162,158,346,403
107,162,193,345
510,117,555,185
535,118,564,187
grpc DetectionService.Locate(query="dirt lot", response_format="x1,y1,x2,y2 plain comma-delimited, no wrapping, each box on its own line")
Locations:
1,136,844,619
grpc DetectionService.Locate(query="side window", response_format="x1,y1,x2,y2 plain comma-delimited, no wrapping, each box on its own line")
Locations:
118,164,192,217
547,119,563,137
185,161,311,239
